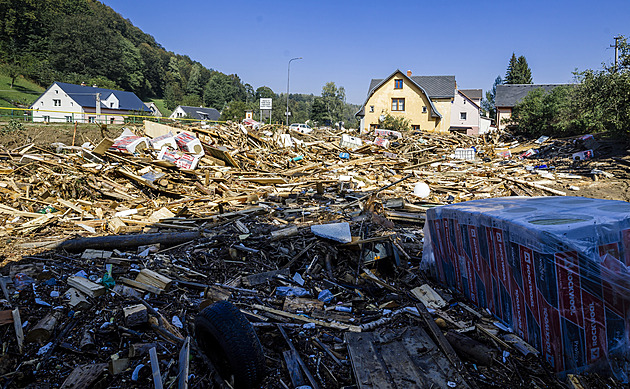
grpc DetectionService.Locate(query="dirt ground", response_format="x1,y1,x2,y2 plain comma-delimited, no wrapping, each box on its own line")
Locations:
0,121,124,149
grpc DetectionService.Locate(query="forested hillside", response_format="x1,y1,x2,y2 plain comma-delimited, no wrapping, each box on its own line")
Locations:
0,0,359,126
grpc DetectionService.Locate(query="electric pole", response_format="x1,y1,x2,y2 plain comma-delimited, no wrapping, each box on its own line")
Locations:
611,35,622,72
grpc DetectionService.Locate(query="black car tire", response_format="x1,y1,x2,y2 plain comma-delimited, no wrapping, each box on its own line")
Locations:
195,301,266,388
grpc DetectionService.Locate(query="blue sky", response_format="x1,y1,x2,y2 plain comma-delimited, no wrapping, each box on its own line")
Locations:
101,0,629,104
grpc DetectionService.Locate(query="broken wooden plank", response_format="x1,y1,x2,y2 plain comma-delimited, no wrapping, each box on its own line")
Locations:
135,269,173,291
120,278,162,295
12,308,24,353
150,346,164,389
253,304,361,332
60,363,108,389
67,276,106,298
345,327,471,389
178,336,190,389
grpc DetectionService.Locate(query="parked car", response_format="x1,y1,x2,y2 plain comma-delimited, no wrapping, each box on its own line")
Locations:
289,123,313,134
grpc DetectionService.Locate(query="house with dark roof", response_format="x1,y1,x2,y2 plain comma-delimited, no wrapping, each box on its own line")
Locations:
144,102,163,117
169,105,220,121
449,88,490,135
30,82,150,124
356,70,456,132
495,84,567,129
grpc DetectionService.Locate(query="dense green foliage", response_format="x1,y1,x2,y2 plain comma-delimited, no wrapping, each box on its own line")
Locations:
505,53,532,84
508,36,630,137
379,113,411,132
0,0,359,126
482,76,502,118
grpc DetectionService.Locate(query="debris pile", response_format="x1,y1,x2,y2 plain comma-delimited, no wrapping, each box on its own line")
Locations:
0,121,628,388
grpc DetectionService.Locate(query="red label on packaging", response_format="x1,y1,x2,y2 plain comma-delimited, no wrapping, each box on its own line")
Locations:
520,246,539,322
538,291,563,371
512,284,527,338
581,290,607,365
556,251,583,327
493,228,509,286
622,229,630,267
469,225,482,273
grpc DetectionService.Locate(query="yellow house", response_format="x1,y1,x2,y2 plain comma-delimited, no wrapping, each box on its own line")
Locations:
356,70,455,132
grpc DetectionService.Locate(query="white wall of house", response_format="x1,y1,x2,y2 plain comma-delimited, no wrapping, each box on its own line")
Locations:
479,116,492,134
31,83,84,123
102,93,119,110
449,90,480,134
169,106,187,119
82,108,127,124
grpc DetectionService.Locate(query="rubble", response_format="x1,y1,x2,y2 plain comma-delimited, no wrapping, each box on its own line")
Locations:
0,121,628,388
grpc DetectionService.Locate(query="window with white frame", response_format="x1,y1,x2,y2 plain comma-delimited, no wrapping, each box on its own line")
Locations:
369,105,374,113
88,116,96,123
65,116,72,122
391,98,405,111
422,106,427,113
460,112,467,120
53,99,61,106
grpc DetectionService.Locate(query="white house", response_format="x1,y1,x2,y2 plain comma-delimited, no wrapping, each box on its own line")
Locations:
169,106,220,121
30,82,150,124
449,88,484,135
144,102,163,117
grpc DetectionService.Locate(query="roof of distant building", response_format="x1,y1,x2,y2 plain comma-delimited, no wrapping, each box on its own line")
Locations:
175,106,221,121
459,89,482,101
495,84,570,107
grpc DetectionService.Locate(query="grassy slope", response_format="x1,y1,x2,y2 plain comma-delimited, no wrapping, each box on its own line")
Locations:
0,74,45,108
148,98,172,118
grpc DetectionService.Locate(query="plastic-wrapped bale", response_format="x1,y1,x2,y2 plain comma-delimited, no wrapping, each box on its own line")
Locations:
422,196,630,381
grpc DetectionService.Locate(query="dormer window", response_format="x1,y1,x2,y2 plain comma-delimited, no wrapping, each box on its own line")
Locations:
394,79,403,89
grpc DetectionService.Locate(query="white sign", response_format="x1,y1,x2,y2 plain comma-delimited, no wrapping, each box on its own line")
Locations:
260,98,272,110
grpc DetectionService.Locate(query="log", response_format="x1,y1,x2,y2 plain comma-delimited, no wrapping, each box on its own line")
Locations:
129,342,158,358
80,328,95,351
21,231,201,251
26,311,62,343
124,304,148,327
444,330,497,366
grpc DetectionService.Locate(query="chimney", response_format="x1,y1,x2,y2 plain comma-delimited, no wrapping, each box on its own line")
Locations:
407,70,412,77
80,82,86,86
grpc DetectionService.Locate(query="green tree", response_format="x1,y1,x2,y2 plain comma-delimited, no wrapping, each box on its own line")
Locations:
505,53,518,84
515,56,533,83
505,53,532,84
380,113,411,132
321,82,345,125
221,100,248,122
575,69,630,135
510,85,582,136
310,96,330,125
482,75,502,119
255,86,275,99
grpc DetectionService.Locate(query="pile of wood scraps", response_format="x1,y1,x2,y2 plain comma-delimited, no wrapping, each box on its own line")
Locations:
0,121,627,388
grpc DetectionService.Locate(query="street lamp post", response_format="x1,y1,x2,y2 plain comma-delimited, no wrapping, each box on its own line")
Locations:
286,57,302,127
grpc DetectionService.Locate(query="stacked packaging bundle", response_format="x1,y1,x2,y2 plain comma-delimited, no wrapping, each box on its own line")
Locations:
423,196,630,380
